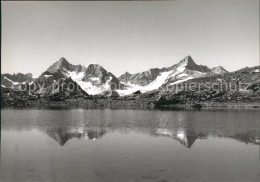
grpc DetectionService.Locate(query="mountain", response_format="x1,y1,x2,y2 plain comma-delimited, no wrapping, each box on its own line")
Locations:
47,57,84,74
161,56,211,87
118,68,168,86
168,55,211,72
1,73,34,88
1,64,259,107
30,57,120,95
82,64,119,87
211,66,228,74
117,56,226,95
1,56,229,96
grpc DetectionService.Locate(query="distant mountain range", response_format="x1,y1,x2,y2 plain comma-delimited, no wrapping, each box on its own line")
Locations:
1,55,235,96
1,73,34,88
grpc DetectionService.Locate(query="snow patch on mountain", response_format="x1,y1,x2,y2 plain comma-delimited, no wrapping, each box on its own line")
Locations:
177,59,188,72
76,76,112,95
65,70,85,81
118,56,214,95
116,85,141,96
58,67,114,95
116,70,173,96
142,70,173,92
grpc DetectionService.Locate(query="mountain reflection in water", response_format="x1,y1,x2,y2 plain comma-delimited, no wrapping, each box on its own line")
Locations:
2,108,260,182
45,127,107,145
41,126,260,148
2,108,259,148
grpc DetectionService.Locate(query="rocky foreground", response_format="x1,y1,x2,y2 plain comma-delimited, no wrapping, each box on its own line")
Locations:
1,66,260,109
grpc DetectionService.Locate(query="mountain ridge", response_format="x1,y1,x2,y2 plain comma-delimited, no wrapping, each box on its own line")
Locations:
117,56,229,95
1,55,233,96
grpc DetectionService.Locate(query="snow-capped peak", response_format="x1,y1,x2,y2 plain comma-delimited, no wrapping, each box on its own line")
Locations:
118,56,212,95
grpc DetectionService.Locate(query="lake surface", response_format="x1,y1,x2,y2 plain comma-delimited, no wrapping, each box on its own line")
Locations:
1,108,260,182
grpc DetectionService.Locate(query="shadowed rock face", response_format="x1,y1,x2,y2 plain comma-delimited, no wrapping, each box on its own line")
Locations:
82,64,120,86
47,57,84,74
119,68,168,86
83,64,106,78
118,72,132,82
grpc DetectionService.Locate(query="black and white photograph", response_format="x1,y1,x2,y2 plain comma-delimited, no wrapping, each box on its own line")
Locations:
1,0,260,181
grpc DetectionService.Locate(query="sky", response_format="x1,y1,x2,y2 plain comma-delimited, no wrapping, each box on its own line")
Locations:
1,0,259,77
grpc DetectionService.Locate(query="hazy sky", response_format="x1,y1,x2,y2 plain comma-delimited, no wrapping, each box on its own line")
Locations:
2,1,259,77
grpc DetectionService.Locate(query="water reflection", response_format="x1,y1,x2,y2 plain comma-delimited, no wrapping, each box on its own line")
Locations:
152,128,207,148
5,122,260,148
152,128,260,148
231,132,260,145
45,127,107,145
9,124,258,148
2,109,260,182
2,109,260,148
